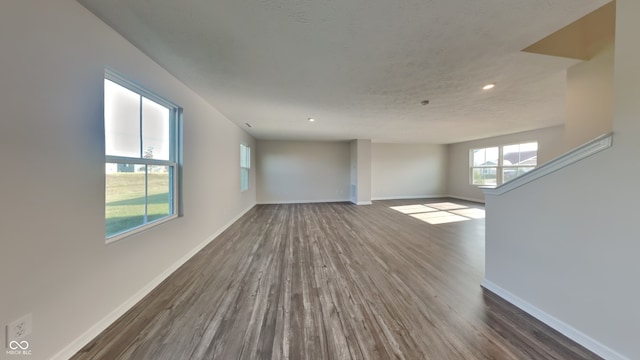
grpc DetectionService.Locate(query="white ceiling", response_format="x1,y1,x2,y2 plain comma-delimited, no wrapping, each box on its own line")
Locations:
78,0,609,144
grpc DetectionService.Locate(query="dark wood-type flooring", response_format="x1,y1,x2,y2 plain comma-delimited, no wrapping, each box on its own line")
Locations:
72,199,601,360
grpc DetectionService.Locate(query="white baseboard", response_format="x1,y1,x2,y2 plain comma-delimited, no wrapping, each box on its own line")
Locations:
481,279,628,360
371,195,448,201
354,201,372,205
51,204,256,360
447,195,485,204
257,198,350,205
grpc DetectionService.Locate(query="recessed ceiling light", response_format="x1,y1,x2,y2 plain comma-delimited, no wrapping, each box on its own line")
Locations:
308,118,316,122
483,83,496,90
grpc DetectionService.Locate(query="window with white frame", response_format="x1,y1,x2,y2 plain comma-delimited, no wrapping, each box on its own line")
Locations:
104,71,182,241
471,147,499,186
470,142,537,186
240,144,251,192
502,142,538,183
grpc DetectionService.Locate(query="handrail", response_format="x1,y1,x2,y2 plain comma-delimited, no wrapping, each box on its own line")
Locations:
483,132,613,196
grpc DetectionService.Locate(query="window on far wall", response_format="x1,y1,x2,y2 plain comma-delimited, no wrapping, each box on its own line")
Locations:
104,71,182,241
470,142,537,186
502,142,538,183
240,144,251,192
471,147,499,186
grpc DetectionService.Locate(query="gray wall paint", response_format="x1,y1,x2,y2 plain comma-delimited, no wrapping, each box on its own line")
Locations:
351,140,372,204
447,126,566,202
0,1,255,358
371,143,447,200
256,141,351,203
256,141,447,204
485,1,640,358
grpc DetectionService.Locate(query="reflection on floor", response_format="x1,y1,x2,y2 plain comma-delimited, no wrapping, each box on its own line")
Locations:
390,202,485,224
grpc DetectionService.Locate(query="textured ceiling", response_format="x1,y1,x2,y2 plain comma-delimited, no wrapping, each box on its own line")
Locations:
78,0,610,144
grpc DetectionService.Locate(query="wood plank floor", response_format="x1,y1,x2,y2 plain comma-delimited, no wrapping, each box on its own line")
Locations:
72,199,601,360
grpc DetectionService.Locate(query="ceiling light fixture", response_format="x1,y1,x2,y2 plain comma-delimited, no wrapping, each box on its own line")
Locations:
482,83,496,90
308,118,316,122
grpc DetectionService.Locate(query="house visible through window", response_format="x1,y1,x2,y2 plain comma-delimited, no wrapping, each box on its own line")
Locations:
471,142,537,186
502,142,538,183
104,71,181,241
471,147,499,186
240,144,251,192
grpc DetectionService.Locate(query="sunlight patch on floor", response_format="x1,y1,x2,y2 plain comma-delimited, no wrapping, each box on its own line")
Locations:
390,202,484,225
426,202,468,210
389,204,438,214
410,211,470,224
449,208,486,219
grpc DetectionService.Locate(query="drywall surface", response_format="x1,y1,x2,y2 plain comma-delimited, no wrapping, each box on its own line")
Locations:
485,1,640,358
351,140,372,204
256,141,351,203
447,126,565,202
565,41,614,149
0,1,255,358
371,143,447,200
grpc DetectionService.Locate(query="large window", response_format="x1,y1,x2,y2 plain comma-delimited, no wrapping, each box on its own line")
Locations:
104,72,181,241
471,142,537,186
240,144,251,192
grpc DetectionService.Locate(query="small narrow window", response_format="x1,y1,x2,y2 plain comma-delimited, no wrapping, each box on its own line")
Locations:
240,144,251,192
104,71,182,241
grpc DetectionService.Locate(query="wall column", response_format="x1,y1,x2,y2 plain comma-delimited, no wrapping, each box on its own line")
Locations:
350,139,372,205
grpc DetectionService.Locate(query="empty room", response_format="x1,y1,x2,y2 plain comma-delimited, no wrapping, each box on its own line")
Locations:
1,0,638,359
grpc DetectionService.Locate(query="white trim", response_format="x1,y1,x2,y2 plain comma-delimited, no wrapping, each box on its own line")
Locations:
106,213,178,245
257,198,350,205
446,195,485,204
481,279,629,360
105,155,176,167
483,133,613,196
354,201,372,205
371,195,448,201
51,204,256,360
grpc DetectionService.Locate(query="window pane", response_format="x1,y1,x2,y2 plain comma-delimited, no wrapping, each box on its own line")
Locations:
240,144,250,168
105,80,141,158
142,98,170,161
106,163,146,237
240,144,250,191
503,142,538,166
240,168,249,191
503,166,535,183
472,147,498,167
472,167,497,186
147,165,171,222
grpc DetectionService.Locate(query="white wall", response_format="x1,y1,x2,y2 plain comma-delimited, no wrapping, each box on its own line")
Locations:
565,41,614,149
0,1,255,359
446,125,566,203
350,140,358,203
371,143,447,200
484,1,640,358
351,139,372,205
256,141,351,203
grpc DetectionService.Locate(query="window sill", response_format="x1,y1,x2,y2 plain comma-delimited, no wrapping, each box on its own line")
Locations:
105,214,178,245
476,185,497,189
